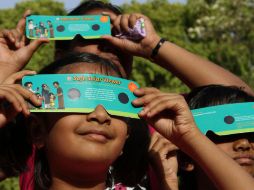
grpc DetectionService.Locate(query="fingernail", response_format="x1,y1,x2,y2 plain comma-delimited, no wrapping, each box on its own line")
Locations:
132,99,137,104
139,109,145,115
26,109,30,115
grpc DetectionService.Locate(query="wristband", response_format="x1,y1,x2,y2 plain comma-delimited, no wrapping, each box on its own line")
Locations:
151,38,166,59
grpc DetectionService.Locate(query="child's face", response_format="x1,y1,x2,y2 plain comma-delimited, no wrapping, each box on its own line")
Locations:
44,107,128,173
39,62,129,174
208,132,254,177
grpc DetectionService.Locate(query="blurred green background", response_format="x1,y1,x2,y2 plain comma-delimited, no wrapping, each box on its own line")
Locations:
0,0,253,189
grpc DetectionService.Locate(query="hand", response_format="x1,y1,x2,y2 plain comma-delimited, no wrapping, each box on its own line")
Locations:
149,132,179,190
132,88,198,145
0,71,41,128
102,12,161,59
0,10,49,82
3,70,36,84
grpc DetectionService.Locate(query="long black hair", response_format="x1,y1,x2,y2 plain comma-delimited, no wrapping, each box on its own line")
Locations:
0,116,32,178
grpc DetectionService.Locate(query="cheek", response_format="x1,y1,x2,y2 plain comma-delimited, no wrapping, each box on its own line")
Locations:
112,120,129,151
216,143,233,156
44,115,79,155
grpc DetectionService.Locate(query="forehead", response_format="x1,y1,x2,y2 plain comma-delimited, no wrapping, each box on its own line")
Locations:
80,8,117,15
56,62,120,77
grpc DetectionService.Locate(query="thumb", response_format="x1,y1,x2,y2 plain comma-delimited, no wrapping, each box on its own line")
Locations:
101,35,126,50
3,70,36,84
24,38,49,56
16,9,32,33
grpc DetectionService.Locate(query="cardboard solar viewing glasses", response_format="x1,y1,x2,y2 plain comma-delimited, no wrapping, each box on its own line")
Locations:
26,15,111,40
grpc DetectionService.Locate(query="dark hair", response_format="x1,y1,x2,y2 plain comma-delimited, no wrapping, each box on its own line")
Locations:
24,82,32,87
55,0,122,51
179,84,254,190
40,52,123,77
0,116,32,178
186,84,254,109
53,81,59,85
111,119,150,186
34,52,150,189
68,0,122,16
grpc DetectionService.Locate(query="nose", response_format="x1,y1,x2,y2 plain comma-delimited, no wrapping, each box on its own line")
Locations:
87,105,111,125
233,138,252,151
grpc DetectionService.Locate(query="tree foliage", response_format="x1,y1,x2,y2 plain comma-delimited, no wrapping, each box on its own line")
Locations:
185,0,254,87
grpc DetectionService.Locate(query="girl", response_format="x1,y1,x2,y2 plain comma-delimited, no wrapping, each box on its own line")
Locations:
1,53,254,190
178,85,254,190
132,87,254,190
27,52,150,190
27,53,254,189
146,85,254,190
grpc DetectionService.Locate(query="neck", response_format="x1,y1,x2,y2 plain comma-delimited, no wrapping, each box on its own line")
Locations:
49,166,109,190
50,174,107,190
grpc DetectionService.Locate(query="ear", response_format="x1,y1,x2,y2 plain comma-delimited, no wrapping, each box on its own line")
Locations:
27,114,47,149
180,161,195,172
178,151,195,172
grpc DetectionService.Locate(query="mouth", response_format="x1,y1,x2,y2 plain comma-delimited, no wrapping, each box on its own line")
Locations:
234,154,254,166
76,128,112,143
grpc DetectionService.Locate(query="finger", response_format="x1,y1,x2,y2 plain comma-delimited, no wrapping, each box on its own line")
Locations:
120,14,130,33
144,96,187,118
133,87,160,97
101,35,125,50
133,92,169,107
112,15,122,33
129,14,138,29
7,85,41,116
2,29,15,43
11,84,42,107
23,38,49,56
3,86,30,116
142,94,178,113
152,134,178,153
149,132,160,150
3,70,36,84
16,9,32,33
102,11,118,23
10,29,22,47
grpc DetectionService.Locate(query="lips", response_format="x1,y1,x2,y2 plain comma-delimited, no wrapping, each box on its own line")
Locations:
233,154,254,165
76,127,113,143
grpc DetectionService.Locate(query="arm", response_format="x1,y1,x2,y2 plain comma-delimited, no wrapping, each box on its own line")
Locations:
0,10,49,83
152,41,254,94
149,132,179,190
132,88,254,190
102,13,253,95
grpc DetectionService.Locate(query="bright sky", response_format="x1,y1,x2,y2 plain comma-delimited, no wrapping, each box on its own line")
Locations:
0,0,186,11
